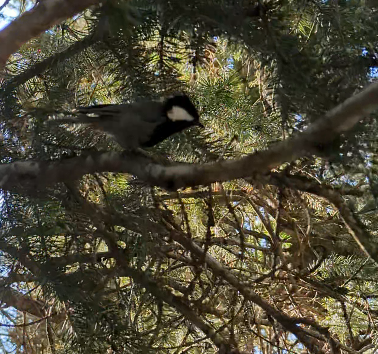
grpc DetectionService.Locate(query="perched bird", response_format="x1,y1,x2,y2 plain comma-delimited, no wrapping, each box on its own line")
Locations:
50,93,202,149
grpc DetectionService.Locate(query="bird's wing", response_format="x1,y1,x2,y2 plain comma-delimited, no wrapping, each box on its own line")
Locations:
77,101,165,122
48,101,167,149
76,104,125,121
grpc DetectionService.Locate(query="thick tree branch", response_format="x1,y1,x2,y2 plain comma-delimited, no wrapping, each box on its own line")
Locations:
0,287,65,323
0,287,44,317
0,81,377,267
1,81,378,193
0,0,101,68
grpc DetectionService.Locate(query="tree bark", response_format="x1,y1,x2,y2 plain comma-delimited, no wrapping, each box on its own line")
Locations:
0,0,101,68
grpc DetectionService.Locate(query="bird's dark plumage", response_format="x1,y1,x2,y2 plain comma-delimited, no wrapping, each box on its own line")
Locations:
50,93,202,149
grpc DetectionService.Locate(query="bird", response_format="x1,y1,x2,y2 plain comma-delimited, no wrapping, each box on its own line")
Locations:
49,93,203,149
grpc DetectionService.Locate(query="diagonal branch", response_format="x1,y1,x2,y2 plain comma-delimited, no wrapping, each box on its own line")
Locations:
1,81,378,191
113,251,241,354
272,173,378,264
166,227,328,354
0,0,11,13
0,0,101,68
1,81,378,265
0,288,63,323
2,34,97,94
1,287,45,318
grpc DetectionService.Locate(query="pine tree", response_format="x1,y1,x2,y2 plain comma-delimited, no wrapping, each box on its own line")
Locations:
1,0,378,353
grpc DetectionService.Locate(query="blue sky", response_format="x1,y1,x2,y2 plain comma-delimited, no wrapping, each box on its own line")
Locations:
0,2,18,30
0,0,34,30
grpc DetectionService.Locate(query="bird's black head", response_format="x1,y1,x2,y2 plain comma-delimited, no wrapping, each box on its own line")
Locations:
142,93,202,148
162,93,202,127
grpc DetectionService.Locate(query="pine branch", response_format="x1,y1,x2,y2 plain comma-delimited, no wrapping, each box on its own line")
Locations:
0,288,65,323
263,172,378,265
1,81,378,264
2,80,377,192
2,34,97,94
46,252,112,267
0,0,101,68
112,251,241,354
166,227,327,354
0,288,44,317
0,239,41,275
159,190,246,201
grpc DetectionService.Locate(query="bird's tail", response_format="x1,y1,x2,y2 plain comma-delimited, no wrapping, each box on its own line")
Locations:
47,105,117,126
47,116,103,125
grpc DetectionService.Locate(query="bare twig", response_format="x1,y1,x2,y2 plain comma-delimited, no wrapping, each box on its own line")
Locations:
0,0,11,13
272,173,378,264
166,226,326,354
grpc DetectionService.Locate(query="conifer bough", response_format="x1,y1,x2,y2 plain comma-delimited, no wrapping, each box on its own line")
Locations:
0,0,102,68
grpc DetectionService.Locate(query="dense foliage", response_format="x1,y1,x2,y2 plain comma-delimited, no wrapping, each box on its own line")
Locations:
1,0,378,353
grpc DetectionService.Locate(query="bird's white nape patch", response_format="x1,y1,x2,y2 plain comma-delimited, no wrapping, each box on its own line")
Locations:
167,106,195,122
